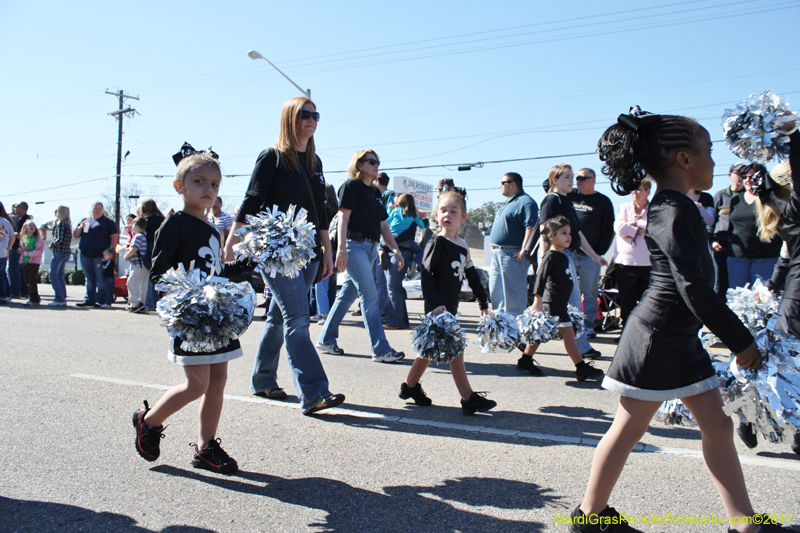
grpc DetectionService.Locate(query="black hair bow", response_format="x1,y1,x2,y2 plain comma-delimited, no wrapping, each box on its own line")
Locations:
172,142,219,166
617,105,660,132
442,184,468,198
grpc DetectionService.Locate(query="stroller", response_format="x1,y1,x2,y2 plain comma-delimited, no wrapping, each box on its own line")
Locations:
595,262,622,332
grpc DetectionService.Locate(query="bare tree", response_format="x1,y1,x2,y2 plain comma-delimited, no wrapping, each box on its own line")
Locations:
102,182,165,220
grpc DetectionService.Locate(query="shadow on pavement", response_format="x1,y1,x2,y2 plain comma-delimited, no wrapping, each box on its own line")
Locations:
0,496,215,533
152,467,558,532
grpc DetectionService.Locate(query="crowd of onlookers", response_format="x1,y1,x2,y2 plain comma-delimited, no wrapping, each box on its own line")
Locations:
0,161,781,324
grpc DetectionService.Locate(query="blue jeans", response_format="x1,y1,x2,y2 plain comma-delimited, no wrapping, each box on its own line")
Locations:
0,258,8,299
50,251,70,303
575,252,600,334
318,240,393,357
488,246,528,316
79,255,107,305
8,248,28,296
315,277,330,316
726,256,778,290
145,280,159,309
385,249,412,328
374,253,389,318
251,261,331,410
564,250,593,354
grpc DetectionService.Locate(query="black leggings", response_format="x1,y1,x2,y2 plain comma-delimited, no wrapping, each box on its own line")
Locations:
615,264,651,327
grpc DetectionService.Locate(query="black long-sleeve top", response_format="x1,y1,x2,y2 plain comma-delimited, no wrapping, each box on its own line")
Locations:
421,235,488,314
632,190,753,354
150,211,252,285
533,249,572,309
236,148,328,256
774,130,800,301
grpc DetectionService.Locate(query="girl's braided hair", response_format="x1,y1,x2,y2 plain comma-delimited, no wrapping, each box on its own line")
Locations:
598,108,704,195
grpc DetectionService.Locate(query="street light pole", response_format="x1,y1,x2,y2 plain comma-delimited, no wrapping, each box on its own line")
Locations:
247,50,310,98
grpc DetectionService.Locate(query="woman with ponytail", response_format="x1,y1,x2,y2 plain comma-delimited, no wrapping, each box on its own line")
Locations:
567,108,788,533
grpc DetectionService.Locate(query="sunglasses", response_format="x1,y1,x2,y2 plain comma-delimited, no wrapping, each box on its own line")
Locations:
576,175,595,181
500,180,515,185
301,110,320,122
362,158,380,166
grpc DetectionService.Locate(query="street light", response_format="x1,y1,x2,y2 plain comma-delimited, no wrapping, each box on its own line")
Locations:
247,49,310,98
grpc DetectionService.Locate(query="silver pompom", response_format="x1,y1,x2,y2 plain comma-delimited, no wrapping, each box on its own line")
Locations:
411,311,467,364
726,278,780,333
552,305,585,341
721,319,800,443
517,307,559,345
722,90,797,163
656,399,696,427
476,311,522,353
155,264,257,352
233,204,317,279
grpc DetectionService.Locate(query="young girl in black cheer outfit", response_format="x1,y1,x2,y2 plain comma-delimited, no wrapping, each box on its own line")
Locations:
568,109,788,533
398,190,496,415
132,147,253,474
518,216,604,382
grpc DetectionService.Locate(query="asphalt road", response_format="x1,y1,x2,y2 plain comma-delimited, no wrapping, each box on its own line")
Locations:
1,285,798,533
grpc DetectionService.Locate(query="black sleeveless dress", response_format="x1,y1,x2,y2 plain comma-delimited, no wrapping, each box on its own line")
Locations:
604,190,753,401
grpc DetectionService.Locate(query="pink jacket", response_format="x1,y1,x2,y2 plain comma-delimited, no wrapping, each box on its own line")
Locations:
614,202,650,267
19,237,45,265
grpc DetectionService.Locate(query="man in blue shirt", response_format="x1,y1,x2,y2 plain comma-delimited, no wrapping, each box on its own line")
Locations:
73,201,119,307
489,172,538,316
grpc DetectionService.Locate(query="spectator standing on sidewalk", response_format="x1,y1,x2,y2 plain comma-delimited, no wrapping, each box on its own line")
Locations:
48,205,72,306
207,196,233,243
488,172,538,317
567,168,615,338
711,163,746,298
123,217,149,313
140,198,165,311
73,202,119,308
8,202,31,299
0,202,15,304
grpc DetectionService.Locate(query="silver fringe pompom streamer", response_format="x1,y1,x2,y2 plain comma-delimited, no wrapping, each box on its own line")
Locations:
721,318,800,443
552,305,586,341
656,399,696,427
155,264,257,352
517,307,559,345
233,204,317,279
411,311,467,364
476,311,521,353
726,278,780,333
721,90,798,163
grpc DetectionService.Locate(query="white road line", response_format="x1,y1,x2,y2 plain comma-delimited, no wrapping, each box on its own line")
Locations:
73,373,800,472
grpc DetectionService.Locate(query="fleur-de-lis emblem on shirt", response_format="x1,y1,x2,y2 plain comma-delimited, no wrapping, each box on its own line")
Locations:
198,235,222,274
451,253,466,281
565,267,573,282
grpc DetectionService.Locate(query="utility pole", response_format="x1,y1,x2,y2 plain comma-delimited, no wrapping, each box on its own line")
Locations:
106,90,138,228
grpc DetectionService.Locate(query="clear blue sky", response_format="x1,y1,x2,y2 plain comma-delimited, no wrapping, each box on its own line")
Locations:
2,0,798,226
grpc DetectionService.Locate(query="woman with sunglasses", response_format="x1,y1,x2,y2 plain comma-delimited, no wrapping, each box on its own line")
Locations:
717,163,782,289
225,97,344,416
317,150,407,363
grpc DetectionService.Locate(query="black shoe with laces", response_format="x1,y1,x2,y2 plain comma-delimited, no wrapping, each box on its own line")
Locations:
132,400,165,462
727,514,792,532
567,505,644,532
575,361,604,382
737,422,758,449
191,438,238,474
516,355,544,376
461,392,497,415
399,382,433,406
